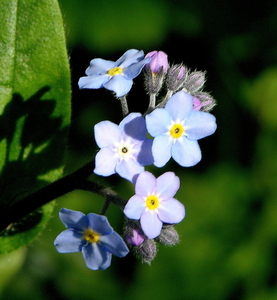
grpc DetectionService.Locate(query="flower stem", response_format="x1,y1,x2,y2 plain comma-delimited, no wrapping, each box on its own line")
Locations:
0,159,126,234
146,93,156,114
99,198,111,215
156,90,173,108
119,96,129,117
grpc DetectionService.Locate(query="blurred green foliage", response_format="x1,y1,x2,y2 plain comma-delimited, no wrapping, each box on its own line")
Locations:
2,0,277,299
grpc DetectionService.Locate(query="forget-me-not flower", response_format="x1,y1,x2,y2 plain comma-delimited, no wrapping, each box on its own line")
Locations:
124,171,185,239
145,91,217,167
94,112,153,183
54,208,129,270
78,49,151,97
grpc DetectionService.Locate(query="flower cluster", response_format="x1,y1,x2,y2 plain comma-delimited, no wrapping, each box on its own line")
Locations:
54,49,217,269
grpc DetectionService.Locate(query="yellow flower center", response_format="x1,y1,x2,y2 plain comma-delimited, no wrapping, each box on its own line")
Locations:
108,67,123,76
83,229,100,243
146,195,160,210
170,123,185,139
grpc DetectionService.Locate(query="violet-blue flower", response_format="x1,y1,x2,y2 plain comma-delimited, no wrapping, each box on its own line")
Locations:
78,49,151,97
123,171,185,239
145,91,217,167
54,208,129,271
94,112,153,183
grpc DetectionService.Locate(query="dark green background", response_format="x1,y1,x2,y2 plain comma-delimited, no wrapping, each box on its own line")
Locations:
2,0,277,299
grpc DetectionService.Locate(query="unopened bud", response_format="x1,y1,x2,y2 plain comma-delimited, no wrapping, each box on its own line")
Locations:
166,64,188,92
156,225,180,246
184,71,206,94
135,238,157,264
144,51,169,94
145,51,169,74
126,228,145,246
193,92,216,112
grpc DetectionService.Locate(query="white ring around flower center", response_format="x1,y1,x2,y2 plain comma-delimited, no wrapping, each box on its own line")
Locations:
115,138,135,160
167,120,186,140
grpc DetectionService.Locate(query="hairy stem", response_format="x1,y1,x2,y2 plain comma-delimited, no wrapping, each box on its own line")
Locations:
146,93,156,114
119,96,129,117
0,159,126,233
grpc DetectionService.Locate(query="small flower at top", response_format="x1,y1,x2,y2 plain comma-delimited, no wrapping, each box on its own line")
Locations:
54,208,129,271
145,91,217,167
78,49,151,97
94,112,153,183
124,171,185,239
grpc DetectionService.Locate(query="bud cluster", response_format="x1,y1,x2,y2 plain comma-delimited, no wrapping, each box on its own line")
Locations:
143,52,216,112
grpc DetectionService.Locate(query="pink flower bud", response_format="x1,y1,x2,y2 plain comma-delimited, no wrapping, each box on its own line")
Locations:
126,229,145,246
177,66,186,80
145,51,169,73
192,97,202,111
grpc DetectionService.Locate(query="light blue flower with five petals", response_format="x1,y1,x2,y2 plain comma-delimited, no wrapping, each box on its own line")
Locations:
54,208,129,271
145,91,217,167
124,171,185,239
94,112,153,183
78,49,151,97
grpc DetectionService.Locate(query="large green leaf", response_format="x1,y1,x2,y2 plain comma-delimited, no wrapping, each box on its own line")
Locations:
0,0,71,252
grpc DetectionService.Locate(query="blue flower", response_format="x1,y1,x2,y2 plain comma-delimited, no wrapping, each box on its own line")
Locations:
123,171,185,239
94,112,153,183
145,91,217,167
54,208,129,271
78,49,151,97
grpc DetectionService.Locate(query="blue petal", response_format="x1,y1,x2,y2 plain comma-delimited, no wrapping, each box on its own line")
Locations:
104,75,133,97
135,171,156,196
86,58,116,76
152,134,172,167
146,108,171,137
119,113,146,141
124,195,146,219
165,91,193,121
100,232,129,257
158,198,185,224
136,138,154,166
54,229,85,253
140,211,163,239
78,75,110,89
82,243,112,270
156,172,180,199
59,208,88,230
94,121,121,148
172,138,201,167
185,111,217,140
116,49,144,68
86,213,113,235
94,147,118,176
123,57,151,79
115,159,144,182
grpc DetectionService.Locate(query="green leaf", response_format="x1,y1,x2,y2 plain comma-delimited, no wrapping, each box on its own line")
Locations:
0,0,71,252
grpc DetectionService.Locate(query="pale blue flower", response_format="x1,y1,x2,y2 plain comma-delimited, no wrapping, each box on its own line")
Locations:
78,49,151,97
94,112,153,183
54,208,129,271
145,91,217,167
124,171,185,239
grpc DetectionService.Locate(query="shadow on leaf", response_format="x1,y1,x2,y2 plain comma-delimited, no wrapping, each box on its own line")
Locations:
0,86,69,239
